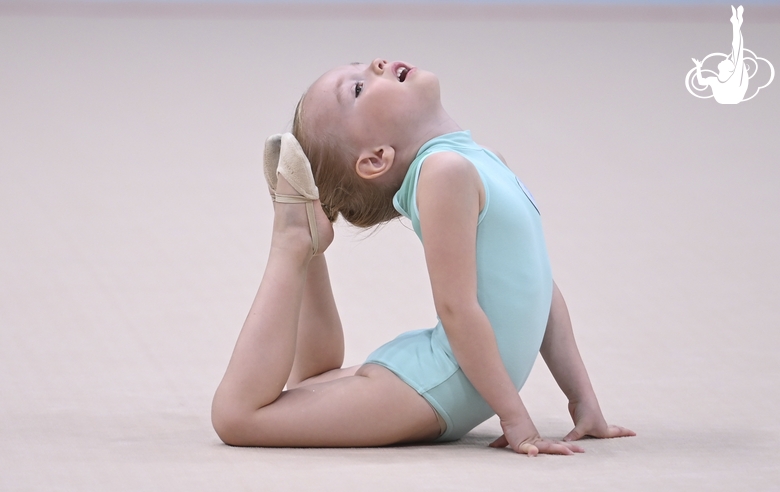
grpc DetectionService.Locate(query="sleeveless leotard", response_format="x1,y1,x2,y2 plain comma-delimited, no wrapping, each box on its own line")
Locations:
365,130,553,442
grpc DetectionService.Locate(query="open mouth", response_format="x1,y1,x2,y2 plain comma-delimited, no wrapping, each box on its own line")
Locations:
395,65,411,82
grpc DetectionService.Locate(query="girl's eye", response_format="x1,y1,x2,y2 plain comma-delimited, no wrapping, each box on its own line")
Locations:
354,81,363,98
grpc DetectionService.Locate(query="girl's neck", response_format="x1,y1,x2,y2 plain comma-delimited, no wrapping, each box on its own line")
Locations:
390,111,462,188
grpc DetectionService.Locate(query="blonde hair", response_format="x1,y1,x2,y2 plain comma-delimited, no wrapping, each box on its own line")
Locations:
292,93,400,228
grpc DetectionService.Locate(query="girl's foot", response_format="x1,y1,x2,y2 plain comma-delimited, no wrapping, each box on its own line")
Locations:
272,173,334,256
263,133,329,256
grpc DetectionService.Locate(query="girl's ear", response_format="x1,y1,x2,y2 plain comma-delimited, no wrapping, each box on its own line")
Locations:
355,146,395,180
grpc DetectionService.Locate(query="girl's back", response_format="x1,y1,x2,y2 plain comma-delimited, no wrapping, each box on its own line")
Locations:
395,130,552,385
367,130,553,441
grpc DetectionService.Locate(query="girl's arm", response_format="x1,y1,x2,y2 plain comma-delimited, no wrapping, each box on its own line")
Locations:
416,152,581,456
541,282,597,408
542,282,636,441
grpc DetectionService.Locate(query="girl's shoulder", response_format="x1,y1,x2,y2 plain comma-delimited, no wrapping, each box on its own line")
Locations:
416,151,487,219
393,132,496,232
418,151,480,188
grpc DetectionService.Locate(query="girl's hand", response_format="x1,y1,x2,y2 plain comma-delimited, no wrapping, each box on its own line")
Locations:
489,417,584,456
563,400,636,441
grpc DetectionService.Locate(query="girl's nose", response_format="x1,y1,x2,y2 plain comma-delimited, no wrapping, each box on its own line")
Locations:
371,58,388,74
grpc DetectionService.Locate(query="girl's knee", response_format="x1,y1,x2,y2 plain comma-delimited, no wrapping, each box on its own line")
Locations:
211,392,259,446
211,401,245,446
211,410,242,446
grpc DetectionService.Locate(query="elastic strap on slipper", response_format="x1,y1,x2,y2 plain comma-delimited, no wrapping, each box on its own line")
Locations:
273,194,319,255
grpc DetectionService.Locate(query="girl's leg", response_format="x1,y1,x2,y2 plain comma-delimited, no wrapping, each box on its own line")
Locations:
221,363,441,447
211,176,440,446
286,254,359,389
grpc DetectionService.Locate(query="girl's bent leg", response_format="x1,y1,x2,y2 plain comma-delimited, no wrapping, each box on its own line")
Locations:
224,364,442,447
211,174,330,443
287,254,348,389
211,231,312,440
211,175,439,446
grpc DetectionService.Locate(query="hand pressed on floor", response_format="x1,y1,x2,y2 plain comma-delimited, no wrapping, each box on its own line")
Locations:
563,400,636,442
488,416,584,457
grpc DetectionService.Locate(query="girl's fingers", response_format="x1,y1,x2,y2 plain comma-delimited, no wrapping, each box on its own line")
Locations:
564,441,585,453
534,441,574,455
489,435,509,448
493,435,587,456
517,442,539,456
539,443,571,455
563,427,584,442
520,440,584,456
606,425,636,438
566,423,636,440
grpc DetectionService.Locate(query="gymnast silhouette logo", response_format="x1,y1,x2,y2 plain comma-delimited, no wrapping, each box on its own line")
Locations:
685,5,774,104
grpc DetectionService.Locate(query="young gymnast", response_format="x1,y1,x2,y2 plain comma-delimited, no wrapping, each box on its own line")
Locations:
211,59,635,456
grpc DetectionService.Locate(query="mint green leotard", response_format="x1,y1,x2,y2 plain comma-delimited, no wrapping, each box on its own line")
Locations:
365,131,553,442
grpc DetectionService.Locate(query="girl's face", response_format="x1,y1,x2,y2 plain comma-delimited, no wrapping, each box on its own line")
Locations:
304,59,442,152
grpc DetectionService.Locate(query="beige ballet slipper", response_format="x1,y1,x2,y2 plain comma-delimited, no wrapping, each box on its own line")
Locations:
262,133,321,255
